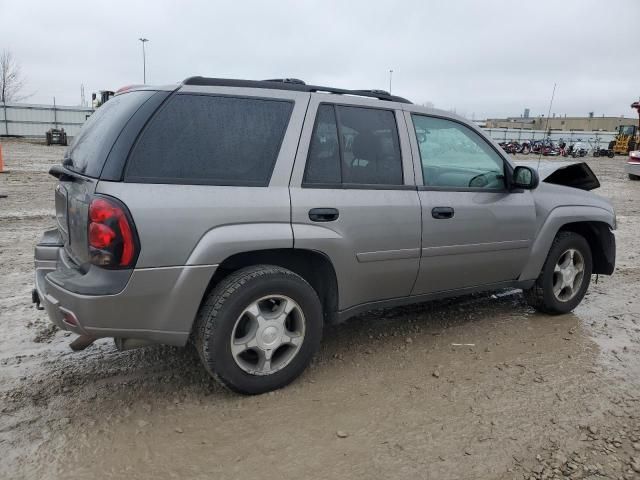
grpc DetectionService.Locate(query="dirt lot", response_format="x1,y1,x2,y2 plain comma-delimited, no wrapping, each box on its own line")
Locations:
1,138,639,480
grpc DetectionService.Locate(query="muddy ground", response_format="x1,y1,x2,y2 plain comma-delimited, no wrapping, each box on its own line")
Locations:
1,138,639,480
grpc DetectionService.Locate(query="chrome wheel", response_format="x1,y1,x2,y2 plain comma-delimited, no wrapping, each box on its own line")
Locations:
552,248,585,302
230,295,305,376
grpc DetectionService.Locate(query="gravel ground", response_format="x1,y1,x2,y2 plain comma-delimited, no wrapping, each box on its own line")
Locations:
1,138,639,480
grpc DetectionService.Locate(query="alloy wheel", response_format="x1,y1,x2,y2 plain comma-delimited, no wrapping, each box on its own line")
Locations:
230,295,306,375
552,249,585,302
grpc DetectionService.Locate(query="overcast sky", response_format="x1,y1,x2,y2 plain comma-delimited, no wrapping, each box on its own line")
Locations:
1,0,639,119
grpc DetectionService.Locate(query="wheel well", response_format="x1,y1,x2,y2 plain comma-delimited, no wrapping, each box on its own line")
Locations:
558,221,614,274
206,249,339,324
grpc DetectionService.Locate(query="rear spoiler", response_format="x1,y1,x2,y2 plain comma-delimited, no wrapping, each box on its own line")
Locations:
49,164,87,182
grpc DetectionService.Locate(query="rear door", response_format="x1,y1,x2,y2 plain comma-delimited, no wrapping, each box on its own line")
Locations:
289,96,421,311
405,111,536,295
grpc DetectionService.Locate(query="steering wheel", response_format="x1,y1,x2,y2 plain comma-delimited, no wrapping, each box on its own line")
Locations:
468,172,491,188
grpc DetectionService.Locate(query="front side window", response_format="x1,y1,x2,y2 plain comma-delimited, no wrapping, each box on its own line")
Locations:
304,104,403,186
411,115,505,189
126,94,293,185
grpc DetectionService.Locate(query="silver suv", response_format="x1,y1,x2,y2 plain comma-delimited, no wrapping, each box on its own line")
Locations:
33,77,616,394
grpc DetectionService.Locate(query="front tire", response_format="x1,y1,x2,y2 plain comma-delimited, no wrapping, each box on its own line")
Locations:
193,265,323,395
524,232,592,315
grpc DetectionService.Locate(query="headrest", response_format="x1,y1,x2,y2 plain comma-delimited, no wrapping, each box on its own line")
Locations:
352,132,379,160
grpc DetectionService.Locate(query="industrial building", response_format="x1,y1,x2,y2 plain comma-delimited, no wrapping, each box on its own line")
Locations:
485,114,637,132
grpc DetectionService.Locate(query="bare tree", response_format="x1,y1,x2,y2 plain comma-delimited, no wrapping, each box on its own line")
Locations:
0,50,30,103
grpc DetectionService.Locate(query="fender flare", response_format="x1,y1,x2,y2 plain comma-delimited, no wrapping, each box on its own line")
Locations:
518,205,615,281
185,222,294,266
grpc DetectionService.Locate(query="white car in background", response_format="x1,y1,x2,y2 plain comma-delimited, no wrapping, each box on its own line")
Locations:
627,151,640,180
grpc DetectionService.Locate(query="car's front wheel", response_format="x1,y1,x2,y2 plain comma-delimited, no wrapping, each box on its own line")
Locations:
194,265,323,394
524,231,593,315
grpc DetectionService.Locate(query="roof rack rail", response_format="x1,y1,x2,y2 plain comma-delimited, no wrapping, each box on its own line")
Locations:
181,76,412,104
263,78,306,85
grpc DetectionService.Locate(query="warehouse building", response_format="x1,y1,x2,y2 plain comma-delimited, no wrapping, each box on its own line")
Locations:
485,114,637,132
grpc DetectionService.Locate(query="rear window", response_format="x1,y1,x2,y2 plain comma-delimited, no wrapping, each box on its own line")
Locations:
125,94,293,186
65,90,155,177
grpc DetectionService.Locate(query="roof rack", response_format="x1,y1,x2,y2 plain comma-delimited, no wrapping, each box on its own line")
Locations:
182,76,412,104
262,78,306,85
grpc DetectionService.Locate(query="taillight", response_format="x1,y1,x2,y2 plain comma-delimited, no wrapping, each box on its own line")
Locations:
629,151,640,164
88,196,138,268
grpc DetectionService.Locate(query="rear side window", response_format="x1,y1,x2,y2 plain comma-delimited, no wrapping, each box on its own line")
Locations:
303,104,403,186
66,90,155,177
125,94,293,186
303,105,341,184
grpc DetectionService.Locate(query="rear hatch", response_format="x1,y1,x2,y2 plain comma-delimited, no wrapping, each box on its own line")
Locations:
52,90,156,266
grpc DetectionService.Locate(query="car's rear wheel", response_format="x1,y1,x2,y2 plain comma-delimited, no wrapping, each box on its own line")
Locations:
194,265,322,395
524,231,592,315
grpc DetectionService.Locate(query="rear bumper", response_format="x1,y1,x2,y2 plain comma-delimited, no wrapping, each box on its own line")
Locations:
34,230,217,346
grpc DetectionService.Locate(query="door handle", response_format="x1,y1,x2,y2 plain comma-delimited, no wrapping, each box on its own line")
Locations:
309,208,339,222
431,207,454,219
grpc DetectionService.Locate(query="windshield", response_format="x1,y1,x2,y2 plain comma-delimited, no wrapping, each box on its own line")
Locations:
618,125,636,136
65,90,155,177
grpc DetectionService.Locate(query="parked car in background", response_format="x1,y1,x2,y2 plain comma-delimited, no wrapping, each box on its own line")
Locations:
33,77,616,394
628,151,640,180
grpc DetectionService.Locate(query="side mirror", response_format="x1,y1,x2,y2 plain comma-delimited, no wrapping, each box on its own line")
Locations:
512,165,539,190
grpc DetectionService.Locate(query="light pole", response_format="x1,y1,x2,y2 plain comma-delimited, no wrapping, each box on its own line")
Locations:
138,37,149,83
389,69,393,94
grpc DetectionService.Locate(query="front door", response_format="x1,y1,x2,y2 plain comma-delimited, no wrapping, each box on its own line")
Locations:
289,98,421,311
406,112,536,295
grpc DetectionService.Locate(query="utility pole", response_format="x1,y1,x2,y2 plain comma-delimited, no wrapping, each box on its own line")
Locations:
389,69,393,94
53,96,58,128
138,37,149,83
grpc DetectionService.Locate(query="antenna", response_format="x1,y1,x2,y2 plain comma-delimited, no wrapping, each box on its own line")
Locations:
538,83,557,169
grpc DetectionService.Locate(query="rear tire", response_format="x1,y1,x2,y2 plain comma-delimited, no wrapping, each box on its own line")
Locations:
524,231,592,315
193,265,323,395
629,174,640,180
